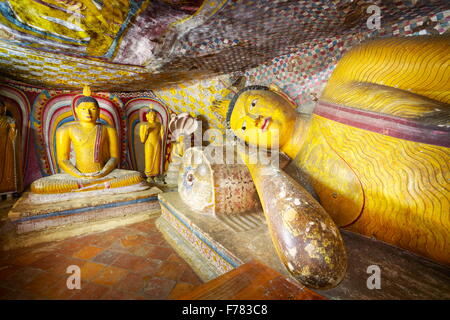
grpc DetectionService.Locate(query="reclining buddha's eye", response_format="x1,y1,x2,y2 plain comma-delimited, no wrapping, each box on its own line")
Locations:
250,99,257,110
241,120,247,131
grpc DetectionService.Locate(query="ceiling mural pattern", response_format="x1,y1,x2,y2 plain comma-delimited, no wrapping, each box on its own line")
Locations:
153,74,234,131
152,4,450,132
0,0,448,91
0,0,147,57
0,41,149,90
245,7,450,109
155,0,450,74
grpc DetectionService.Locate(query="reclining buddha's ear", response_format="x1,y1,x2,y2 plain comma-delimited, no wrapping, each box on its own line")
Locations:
269,83,298,109
268,83,283,93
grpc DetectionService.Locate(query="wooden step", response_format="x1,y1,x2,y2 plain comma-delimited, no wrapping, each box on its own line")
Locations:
178,260,325,300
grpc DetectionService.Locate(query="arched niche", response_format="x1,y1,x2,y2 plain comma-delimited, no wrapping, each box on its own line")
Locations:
32,91,126,175
124,97,170,174
0,84,31,175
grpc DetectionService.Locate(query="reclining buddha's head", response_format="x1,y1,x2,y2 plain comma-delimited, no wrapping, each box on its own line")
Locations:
227,85,297,149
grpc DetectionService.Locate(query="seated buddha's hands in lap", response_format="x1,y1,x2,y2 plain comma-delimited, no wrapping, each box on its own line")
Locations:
80,158,118,180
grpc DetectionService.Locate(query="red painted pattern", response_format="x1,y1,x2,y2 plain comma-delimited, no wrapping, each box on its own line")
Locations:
314,101,450,148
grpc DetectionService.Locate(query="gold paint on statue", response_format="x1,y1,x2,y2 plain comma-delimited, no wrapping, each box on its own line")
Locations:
228,36,450,265
140,109,164,179
31,86,144,194
171,135,186,159
0,98,22,194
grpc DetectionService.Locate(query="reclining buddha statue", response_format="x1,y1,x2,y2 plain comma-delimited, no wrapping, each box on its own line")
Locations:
31,86,146,196
227,35,449,288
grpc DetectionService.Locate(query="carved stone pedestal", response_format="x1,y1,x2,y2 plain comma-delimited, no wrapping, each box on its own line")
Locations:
2,187,162,250
156,191,282,282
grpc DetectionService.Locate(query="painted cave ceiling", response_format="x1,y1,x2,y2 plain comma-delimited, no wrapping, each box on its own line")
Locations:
0,0,449,91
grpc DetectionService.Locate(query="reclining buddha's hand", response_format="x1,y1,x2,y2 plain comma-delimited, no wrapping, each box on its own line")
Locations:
239,147,347,289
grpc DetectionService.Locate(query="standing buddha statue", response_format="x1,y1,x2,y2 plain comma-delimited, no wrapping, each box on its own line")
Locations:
139,108,164,183
0,97,22,195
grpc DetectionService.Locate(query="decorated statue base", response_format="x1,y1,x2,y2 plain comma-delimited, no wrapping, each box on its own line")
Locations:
156,191,276,282
3,187,162,250
157,192,450,299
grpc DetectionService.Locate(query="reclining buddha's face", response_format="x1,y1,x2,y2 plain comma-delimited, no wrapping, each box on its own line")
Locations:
229,89,297,149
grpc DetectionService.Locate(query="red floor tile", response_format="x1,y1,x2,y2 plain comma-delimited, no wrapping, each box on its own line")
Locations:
179,267,203,286
142,278,177,300
72,245,103,260
92,249,122,265
120,234,148,248
155,261,188,281
123,245,155,258
146,246,173,261
12,250,53,267
1,289,38,300
92,265,128,286
127,220,158,233
22,272,64,296
87,233,119,248
79,261,105,281
54,240,86,256
70,281,109,300
100,289,143,300
146,233,169,246
1,266,44,291
40,276,77,300
167,282,196,300
115,272,149,294
111,253,161,274
0,217,203,300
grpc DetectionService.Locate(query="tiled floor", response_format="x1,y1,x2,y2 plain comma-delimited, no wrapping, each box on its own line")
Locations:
0,218,203,300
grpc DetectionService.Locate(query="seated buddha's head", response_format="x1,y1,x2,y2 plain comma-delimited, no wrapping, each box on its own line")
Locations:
227,85,297,149
74,86,100,124
75,97,100,124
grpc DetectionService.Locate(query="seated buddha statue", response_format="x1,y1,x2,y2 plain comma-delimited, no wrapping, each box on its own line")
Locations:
31,86,146,195
227,35,449,289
